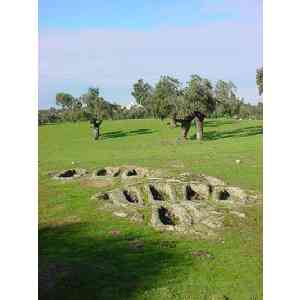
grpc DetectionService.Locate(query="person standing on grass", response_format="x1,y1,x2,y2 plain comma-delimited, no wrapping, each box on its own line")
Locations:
90,117,102,140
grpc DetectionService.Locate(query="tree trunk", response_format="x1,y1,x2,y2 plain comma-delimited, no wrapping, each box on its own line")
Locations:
195,115,204,140
195,117,204,140
93,128,100,140
170,114,177,128
181,120,191,139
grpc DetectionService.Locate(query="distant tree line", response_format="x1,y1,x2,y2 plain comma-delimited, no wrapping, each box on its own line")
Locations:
39,71,263,126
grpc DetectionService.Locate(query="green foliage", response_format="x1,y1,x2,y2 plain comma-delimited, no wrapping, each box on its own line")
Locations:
182,75,216,116
131,79,153,107
80,87,104,118
215,80,236,102
237,100,263,120
126,105,148,119
55,92,87,122
150,76,182,119
42,75,263,125
55,92,74,109
256,67,263,95
215,80,240,117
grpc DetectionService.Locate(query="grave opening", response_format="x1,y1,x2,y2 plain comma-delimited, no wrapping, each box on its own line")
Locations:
126,169,138,176
185,185,203,201
158,207,177,225
218,189,230,201
96,169,107,176
123,190,139,203
98,193,110,201
149,185,164,201
112,170,120,177
58,169,77,178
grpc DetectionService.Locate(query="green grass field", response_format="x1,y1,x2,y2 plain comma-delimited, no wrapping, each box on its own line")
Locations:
39,118,262,300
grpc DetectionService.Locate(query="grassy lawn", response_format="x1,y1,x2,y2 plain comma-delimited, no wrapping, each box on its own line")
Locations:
39,118,262,300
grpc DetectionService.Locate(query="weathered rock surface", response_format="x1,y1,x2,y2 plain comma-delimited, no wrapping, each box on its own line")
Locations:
212,186,249,203
91,167,257,237
93,167,121,178
120,166,149,180
52,165,258,237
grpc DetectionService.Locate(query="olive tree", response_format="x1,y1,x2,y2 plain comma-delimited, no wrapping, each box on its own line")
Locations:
55,92,74,110
181,75,216,140
140,75,217,140
80,87,107,119
131,79,153,106
151,76,182,121
215,80,240,117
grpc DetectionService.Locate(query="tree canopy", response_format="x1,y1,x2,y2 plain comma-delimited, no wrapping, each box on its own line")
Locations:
151,76,182,119
131,79,153,107
40,74,263,126
182,75,215,116
55,92,74,109
214,80,240,117
80,87,108,119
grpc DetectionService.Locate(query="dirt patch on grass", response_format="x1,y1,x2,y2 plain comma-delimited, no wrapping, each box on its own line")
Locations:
40,216,82,228
79,179,114,189
191,250,213,259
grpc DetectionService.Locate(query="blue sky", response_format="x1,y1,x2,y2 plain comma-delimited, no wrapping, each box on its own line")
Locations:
39,0,262,108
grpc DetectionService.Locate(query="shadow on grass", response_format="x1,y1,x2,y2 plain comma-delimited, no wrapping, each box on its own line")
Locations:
204,119,236,128
190,126,263,141
101,128,155,140
39,223,182,300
